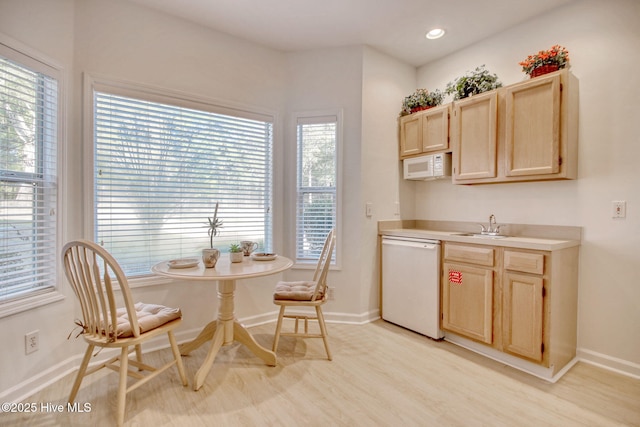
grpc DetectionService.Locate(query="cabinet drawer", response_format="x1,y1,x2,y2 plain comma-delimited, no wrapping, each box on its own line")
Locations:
504,250,544,274
444,244,494,267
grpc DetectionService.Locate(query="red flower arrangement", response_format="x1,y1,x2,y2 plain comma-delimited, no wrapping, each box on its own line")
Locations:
519,45,570,76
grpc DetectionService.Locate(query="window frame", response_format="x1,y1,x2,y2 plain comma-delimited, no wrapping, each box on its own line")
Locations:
291,109,342,270
0,34,65,318
83,74,277,286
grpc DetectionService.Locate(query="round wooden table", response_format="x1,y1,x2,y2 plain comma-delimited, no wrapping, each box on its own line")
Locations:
152,254,293,390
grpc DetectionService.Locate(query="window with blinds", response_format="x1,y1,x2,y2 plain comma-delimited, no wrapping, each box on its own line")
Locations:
93,89,273,277
295,115,338,263
0,46,59,302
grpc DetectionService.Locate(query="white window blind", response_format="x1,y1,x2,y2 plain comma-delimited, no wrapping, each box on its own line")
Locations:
93,91,273,277
0,49,58,301
295,115,337,262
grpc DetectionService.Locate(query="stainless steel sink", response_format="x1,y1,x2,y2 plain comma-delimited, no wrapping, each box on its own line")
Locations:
452,232,508,239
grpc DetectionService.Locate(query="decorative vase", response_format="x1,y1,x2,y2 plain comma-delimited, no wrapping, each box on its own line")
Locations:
530,64,559,78
230,252,243,263
202,248,220,268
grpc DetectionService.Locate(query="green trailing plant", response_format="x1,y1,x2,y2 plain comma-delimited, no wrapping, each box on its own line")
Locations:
229,243,242,253
445,65,502,100
206,201,223,248
401,88,444,116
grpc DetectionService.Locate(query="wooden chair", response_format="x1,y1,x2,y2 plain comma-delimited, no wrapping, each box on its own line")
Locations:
272,229,335,360
62,240,188,426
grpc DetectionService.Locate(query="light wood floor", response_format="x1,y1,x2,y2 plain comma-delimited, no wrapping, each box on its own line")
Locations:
3,320,639,426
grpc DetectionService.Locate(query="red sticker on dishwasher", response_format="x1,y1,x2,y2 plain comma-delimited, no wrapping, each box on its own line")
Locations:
449,270,463,284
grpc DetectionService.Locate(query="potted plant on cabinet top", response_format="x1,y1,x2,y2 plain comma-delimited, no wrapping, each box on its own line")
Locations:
519,45,570,78
445,65,502,100
202,202,223,268
229,244,243,263
400,88,444,116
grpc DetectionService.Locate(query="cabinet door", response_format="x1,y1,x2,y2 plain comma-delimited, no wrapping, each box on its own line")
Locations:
442,262,493,344
452,92,498,181
399,114,422,158
502,272,544,361
504,73,561,177
421,104,450,152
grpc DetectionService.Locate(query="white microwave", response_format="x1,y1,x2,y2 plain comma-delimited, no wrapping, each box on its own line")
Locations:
403,153,451,180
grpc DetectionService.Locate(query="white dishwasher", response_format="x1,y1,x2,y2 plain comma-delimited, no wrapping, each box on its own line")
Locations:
382,235,443,339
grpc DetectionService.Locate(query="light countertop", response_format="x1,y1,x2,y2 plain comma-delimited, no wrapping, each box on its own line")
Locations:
380,228,580,251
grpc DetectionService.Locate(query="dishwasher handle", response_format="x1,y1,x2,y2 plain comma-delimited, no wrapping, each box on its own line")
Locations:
382,237,440,250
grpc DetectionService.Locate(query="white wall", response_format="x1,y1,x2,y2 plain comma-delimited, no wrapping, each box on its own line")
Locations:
413,0,640,372
281,46,417,320
360,47,416,314
282,46,367,320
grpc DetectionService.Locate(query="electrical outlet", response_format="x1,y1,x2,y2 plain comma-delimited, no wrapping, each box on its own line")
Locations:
25,330,39,354
612,201,626,218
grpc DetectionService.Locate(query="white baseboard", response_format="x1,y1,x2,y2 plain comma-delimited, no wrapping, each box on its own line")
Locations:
0,357,80,404
239,308,381,327
321,308,381,325
0,327,202,404
577,347,640,380
444,334,640,382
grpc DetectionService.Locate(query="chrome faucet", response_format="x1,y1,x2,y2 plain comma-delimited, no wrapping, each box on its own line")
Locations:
479,214,501,235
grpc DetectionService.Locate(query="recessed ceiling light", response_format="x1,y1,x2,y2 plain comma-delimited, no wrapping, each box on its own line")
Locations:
426,28,445,40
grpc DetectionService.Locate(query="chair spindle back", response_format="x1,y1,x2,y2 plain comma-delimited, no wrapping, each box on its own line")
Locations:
311,229,336,301
62,240,140,342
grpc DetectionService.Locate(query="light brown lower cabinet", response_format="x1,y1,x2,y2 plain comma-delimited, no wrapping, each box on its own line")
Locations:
502,271,544,361
441,242,578,371
442,244,495,344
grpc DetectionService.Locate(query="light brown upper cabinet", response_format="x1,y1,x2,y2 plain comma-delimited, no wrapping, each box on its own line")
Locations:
504,75,561,177
452,70,578,184
399,104,450,159
450,91,498,180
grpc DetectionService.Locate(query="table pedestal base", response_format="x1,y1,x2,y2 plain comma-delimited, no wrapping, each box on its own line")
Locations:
178,279,277,391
